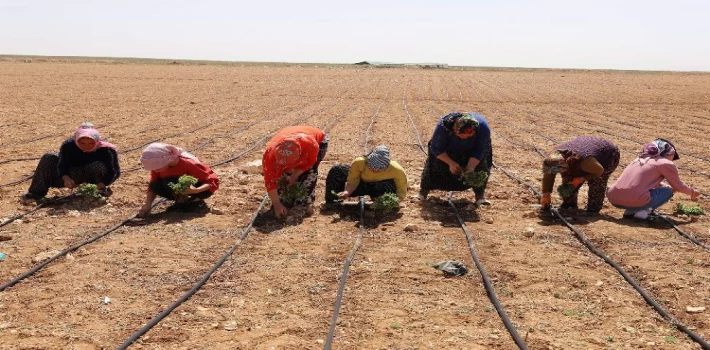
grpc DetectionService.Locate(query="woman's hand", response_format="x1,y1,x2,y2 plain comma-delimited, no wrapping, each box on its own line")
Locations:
691,190,701,201
568,177,586,187
137,203,152,217
273,202,288,218
448,162,463,175
337,191,349,199
540,193,552,209
62,175,76,189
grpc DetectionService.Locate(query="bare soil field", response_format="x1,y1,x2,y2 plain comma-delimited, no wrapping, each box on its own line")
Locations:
1,57,710,349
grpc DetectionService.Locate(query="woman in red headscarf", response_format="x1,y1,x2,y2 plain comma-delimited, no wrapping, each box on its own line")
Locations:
20,122,120,204
262,126,327,218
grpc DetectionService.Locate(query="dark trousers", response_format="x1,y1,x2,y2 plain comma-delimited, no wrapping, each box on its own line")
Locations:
325,164,397,203
562,149,620,212
420,139,493,196
149,176,213,201
280,138,328,206
27,152,108,198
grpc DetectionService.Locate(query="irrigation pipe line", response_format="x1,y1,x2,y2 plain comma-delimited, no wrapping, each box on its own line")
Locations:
0,123,110,149
404,97,529,349
119,97,361,348
323,196,365,350
0,194,76,229
494,158,710,348
0,199,164,292
550,208,710,349
0,114,247,187
0,106,329,291
495,122,710,250
116,195,268,349
446,192,529,350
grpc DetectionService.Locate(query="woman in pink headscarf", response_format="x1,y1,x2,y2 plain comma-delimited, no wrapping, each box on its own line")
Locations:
20,122,120,204
137,143,219,217
607,138,700,220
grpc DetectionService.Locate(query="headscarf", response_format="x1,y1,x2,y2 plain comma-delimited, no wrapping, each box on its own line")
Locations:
366,145,391,171
441,112,479,138
639,139,679,160
274,138,301,166
73,122,116,152
542,151,569,174
140,142,199,171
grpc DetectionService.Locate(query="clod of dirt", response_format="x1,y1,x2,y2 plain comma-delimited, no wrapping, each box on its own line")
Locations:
32,250,61,263
403,223,418,232
686,306,706,313
524,226,535,237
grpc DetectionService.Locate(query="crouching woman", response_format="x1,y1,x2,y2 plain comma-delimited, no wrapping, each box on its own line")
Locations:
325,145,407,203
607,139,700,220
138,143,219,217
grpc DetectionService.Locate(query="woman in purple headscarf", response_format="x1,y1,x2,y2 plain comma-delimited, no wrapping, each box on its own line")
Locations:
20,122,120,204
607,138,700,220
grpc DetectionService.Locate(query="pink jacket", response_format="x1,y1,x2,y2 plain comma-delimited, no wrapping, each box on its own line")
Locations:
607,157,693,207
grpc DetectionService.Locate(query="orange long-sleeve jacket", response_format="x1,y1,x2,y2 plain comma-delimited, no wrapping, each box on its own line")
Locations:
262,126,326,191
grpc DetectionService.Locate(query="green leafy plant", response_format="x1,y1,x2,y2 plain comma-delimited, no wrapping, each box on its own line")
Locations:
168,175,198,194
77,183,101,198
460,171,488,188
277,176,309,203
76,183,107,203
372,193,400,212
675,202,705,215
557,184,576,198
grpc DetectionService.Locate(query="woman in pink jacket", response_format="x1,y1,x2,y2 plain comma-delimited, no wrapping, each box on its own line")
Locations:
607,139,700,220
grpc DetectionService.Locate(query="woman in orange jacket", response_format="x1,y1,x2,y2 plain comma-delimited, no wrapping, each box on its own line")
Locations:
262,126,328,218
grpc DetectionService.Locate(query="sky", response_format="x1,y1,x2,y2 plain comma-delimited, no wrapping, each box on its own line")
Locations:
1,0,709,71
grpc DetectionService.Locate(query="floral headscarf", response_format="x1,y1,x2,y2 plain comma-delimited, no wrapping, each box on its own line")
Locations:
441,112,479,138
73,122,116,152
140,142,199,171
640,139,679,160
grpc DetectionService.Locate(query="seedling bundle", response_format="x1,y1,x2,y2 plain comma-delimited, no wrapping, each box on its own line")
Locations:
278,176,309,203
372,193,400,212
460,171,488,188
168,175,198,194
557,184,576,198
675,202,705,215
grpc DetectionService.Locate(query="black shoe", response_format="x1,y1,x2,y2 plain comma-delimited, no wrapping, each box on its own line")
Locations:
559,202,578,210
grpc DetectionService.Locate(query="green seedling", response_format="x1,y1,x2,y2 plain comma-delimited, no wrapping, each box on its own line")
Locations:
460,171,488,188
557,184,576,198
168,175,198,194
77,183,106,203
675,202,705,216
277,176,309,203
372,193,400,212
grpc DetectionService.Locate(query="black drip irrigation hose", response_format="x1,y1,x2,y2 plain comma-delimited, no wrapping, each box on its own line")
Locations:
496,122,710,251
0,115,245,186
446,192,529,350
323,196,365,350
0,110,319,291
0,194,75,229
550,208,710,349
0,199,164,292
405,99,528,349
402,84,427,154
116,195,268,349
493,158,710,348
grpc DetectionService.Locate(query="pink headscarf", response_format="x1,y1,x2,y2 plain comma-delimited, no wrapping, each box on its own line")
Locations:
140,142,200,171
73,122,116,152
